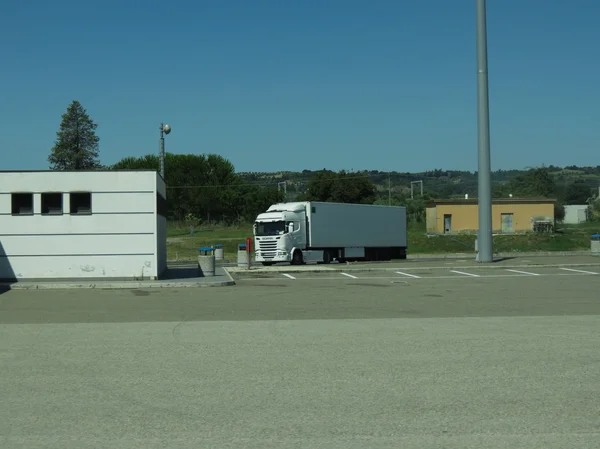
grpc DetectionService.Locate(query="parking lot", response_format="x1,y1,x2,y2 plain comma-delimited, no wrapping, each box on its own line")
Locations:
229,262,600,284
2,255,600,448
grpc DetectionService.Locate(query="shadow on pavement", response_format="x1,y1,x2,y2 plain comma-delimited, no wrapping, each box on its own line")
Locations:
492,256,518,263
161,266,202,280
0,242,16,295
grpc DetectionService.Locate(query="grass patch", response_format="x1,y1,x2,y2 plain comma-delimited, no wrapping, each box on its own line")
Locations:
166,221,600,261
167,224,253,261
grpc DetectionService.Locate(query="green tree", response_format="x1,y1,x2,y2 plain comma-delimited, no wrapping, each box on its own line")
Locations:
49,100,101,170
303,170,376,204
111,154,158,170
554,203,565,223
302,170,337,201
502,168,557,198
589,200,600,222
331,170,377,204
111,152,284,223
236,185,285,223
563,181,593,205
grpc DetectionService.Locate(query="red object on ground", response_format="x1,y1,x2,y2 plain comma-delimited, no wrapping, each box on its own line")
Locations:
246,237,253,253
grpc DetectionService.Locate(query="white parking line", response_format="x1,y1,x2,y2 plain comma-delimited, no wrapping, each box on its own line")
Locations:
282,273,296,279
396,271,421,279
450,270,480,277
560,268,599,275
506,269,540,276
235,271,598,282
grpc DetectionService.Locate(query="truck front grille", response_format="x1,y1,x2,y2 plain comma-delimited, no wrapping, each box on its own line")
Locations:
258,240,277,259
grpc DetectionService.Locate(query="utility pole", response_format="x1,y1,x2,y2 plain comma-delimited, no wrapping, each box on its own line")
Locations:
476,0,493,262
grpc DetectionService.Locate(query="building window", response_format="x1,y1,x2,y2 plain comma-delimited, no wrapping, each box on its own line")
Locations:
42,193,63,215
70,192,92,215
11,193,33,215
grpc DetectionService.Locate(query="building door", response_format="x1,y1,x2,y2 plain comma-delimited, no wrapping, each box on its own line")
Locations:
501,213,514,233
443,214,452,234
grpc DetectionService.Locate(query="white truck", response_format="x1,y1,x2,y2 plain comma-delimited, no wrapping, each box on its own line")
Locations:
253,201,407,265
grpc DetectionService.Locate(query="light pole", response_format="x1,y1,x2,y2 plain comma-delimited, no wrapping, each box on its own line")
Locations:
476,0,493,262
159,122,171,179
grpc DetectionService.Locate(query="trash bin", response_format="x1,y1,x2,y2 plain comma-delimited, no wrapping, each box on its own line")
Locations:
214,244,224,261
198,247,216,277
237,244,249,268
592,234,600,255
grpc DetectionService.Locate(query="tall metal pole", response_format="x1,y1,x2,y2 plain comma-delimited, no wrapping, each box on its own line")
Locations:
476,0,493,262
159,122,165,179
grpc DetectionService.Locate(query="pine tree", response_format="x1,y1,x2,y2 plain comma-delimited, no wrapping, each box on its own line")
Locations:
49,100,101,170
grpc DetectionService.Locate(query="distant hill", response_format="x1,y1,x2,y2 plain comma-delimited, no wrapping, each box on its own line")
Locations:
237,165,600,202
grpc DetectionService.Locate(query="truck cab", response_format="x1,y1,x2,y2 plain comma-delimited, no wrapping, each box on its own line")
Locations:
253,203,308,265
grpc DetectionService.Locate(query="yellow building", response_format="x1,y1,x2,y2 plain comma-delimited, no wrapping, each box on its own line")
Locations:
426,199,556,234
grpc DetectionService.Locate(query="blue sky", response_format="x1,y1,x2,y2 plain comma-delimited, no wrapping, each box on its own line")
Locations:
2,0,599,173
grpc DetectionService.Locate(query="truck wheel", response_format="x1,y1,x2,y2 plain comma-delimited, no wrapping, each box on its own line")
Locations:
322,251,332,264
291,250,303,265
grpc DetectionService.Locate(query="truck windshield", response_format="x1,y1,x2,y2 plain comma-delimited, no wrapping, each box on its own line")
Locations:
254,221,286,236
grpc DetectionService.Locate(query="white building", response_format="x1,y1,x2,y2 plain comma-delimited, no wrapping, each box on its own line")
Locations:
0,170,167,281
563,205,588,225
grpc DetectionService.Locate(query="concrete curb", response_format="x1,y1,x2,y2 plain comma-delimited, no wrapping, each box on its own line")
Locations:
407,251,593,259
0,265,238,290
221,268,236,286
168,251,593,264
0,279,235,290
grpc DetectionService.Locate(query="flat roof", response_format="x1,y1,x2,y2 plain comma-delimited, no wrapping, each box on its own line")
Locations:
427,198,557,207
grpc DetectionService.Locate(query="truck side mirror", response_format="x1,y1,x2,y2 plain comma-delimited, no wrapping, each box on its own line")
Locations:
288,222,294,233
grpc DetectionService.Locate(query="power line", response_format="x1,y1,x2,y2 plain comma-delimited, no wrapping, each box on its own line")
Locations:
165,173,380,189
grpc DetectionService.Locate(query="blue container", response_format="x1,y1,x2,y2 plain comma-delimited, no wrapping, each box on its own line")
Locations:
198,247,214,256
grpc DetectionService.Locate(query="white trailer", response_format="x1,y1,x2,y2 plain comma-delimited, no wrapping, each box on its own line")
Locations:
253,201,407,265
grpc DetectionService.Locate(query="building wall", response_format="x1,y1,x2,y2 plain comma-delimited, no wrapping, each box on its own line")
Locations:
425,206,437,233
0,171,160,280
564,205,588,225
428,202,555,233
155,175,168,277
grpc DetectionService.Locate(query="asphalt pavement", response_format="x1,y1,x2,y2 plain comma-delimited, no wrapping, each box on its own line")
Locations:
1,271,599,448
226,254,600,274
